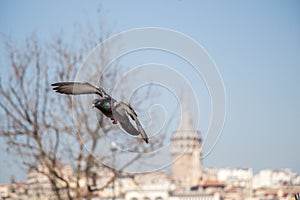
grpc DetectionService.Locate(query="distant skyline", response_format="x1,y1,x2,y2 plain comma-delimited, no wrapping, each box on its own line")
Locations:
1,1,300,184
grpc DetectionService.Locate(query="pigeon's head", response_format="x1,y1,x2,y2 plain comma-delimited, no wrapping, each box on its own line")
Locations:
92,98,111,111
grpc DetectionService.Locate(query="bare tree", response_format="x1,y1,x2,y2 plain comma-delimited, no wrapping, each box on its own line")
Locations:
0,19,163,200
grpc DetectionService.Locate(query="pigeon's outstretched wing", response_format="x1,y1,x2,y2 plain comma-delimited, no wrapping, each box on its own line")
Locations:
112,102,149,144
51,82,108,97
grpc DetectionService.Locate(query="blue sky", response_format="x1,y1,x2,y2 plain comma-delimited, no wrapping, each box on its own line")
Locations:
1,1,300,183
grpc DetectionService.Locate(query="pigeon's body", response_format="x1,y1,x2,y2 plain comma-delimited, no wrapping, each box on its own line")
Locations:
51,82,149,143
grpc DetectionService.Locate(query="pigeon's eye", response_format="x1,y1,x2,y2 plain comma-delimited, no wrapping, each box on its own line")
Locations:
102,102,110,109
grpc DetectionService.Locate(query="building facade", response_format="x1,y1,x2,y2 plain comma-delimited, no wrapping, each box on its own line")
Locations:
171,97,203,188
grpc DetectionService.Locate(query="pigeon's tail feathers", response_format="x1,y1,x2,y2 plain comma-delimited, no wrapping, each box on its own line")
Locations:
51,82,106,97
113,102,149,144
118,121,140,136
140,130,149,144
119,121,149,143
142,132,149,144
126,105,149,144
135,119,149,144
144,138,149,144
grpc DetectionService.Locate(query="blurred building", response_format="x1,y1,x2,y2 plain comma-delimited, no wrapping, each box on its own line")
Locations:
252,169,300,200
2,96,300,200
171,96,203,189
26,163,74,199
201,168,253,199
253,169,297,189
217,168,253,186
0,184,9,199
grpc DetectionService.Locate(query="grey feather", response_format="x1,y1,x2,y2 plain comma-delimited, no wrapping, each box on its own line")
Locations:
51,82,107,97
113,102,149,143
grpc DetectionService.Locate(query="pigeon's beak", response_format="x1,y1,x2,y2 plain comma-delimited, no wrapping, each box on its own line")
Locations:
92,99,98,109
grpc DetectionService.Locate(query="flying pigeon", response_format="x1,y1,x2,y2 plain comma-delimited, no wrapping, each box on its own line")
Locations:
51,82,149,144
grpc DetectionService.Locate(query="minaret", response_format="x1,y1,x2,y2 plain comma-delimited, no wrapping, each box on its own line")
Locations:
171,95,202,188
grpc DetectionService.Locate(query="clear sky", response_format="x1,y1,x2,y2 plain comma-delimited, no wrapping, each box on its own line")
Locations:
0,0,300,183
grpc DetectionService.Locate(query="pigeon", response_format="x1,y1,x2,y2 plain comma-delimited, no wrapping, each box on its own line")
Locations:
51,82,149,144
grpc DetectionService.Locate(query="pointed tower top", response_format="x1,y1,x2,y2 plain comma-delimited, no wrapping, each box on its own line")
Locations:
179,93,194,131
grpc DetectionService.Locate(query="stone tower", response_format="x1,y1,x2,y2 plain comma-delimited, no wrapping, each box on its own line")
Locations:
171,96,202,188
